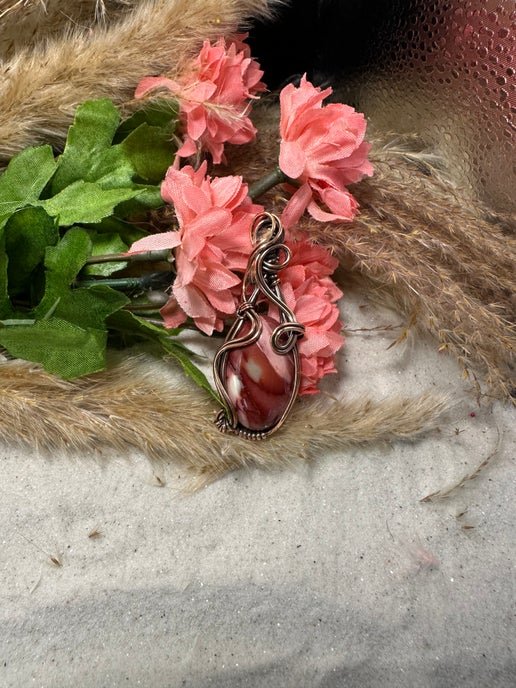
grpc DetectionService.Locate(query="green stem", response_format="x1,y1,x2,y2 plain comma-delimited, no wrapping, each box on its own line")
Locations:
76,271,174,292
78,276,147,290
125,291,169,312
84,249,171,265
124,304,163,313
248,166,287,200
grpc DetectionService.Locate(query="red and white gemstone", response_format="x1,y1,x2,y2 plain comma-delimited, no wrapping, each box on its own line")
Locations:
225,317,295,431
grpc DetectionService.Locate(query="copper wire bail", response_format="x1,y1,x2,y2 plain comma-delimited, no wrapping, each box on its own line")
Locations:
213,212,305,440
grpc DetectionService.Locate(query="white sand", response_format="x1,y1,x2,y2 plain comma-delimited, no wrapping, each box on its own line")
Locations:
1,290,514,687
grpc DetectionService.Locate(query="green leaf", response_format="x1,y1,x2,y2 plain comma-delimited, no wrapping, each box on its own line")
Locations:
82,217,147,245
51,99,177,195
47,99,171,220
83,230,128,276
0,317,107,378
4,207,59,297
0,146,57,227
40,181,143,226
108,310,219,401
0,227,130,378
82,145,136,191
161,336,220,402
53,285,129,330
114,99,179,141
35,228,129,327
50,99,123,193
109,308,181,339
42,227,92,284
115,185,164,217
34,226,90,319
120,123,176,184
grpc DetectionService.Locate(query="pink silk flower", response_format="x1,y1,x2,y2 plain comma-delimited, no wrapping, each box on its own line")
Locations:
135,36,265,164
278,75,373,228
129,162,263,335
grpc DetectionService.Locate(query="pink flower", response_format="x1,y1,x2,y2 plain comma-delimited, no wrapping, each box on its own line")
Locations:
292,277,344,395
278,75,373,228
281,235,340,287
135,36,265,164
280,238,344,394
129,163,263,335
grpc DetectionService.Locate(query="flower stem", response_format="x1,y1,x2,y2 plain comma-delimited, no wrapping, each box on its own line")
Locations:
125,290,169,310
84,249,171,265
76,271,174,292
248,166,287,200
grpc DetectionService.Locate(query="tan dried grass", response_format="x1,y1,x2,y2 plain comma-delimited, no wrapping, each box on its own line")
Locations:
0,1,135,58
0,355,449,485
312,140,516,399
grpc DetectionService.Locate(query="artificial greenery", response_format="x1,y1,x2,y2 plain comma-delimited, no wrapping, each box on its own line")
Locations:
0,98,215,395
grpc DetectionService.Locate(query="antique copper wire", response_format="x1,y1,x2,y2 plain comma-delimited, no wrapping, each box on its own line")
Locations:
213,213,305,440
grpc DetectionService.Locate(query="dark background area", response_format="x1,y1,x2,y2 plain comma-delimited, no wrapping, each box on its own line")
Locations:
248,0,421,88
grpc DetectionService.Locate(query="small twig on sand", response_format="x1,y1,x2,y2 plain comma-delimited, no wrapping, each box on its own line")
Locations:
420,426,502,502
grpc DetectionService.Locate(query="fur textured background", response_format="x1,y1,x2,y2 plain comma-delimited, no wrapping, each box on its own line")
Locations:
0,0,513,483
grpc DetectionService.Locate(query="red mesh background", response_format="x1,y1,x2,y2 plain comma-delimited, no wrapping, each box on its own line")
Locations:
343,0,515,211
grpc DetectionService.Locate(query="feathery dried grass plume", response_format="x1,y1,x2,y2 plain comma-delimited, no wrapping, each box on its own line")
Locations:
0,0,279,161
0,1,135,58
0,356,448,487
311,139,516,399
224,103,515,400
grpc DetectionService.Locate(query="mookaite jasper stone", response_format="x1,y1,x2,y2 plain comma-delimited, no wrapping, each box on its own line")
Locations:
225,318,295,431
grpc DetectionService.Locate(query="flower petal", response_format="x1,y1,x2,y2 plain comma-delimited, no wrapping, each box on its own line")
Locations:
175,137,197,160
279,140,307,179
186,105,207,140
128,231,181,254
135,76,180,99
173,283,217,335
169,35,265,162
160,297,187,329
281,183,313,229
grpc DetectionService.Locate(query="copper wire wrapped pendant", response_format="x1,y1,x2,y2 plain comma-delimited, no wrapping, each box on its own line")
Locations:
213,213,304,440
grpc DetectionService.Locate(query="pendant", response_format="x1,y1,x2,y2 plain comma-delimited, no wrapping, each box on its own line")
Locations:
213,213,304,440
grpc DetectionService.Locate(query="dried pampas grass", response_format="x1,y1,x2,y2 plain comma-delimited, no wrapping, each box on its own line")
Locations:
0,1,134,58
0,356,449,487
307,141,515,400
0,0,279,161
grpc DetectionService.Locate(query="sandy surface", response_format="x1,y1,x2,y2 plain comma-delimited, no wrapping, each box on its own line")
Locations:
1,290,514,687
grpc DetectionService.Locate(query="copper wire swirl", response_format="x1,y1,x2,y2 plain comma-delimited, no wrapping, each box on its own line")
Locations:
213,213,305,439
